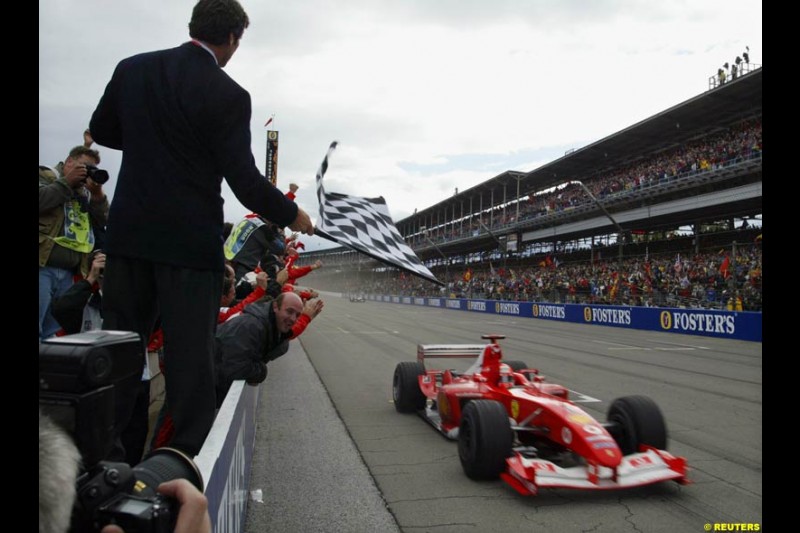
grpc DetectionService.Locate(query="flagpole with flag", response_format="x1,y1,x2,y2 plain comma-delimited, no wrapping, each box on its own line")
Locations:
313,142,442,285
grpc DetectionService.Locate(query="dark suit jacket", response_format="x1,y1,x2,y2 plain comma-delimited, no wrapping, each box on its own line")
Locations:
90,42,298,270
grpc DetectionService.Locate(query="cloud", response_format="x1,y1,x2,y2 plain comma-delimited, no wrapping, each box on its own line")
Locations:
40,0,761,254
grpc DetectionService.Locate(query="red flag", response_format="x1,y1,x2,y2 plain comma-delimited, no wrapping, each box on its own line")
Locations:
720,255,730,279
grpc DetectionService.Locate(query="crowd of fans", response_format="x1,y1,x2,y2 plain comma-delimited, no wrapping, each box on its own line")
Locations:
412,118,762,246
330,231,762,312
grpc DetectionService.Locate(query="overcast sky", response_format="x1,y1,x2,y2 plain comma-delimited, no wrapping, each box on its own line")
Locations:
39,0,761,252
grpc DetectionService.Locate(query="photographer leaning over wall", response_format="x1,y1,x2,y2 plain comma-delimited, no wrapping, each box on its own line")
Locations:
39,145,109,341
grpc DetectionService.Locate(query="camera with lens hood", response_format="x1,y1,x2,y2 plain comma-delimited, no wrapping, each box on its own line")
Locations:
39,330,204,533
84,164,110,185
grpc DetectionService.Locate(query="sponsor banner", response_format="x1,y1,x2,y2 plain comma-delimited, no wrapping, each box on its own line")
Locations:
466,299,490,313
578,306,633,326
494,301,522,315
366,295,761,342
654,308,760,341
445,299,463,310
532,303,567,321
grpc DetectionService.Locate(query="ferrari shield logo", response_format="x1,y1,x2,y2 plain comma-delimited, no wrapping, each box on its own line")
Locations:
511,400,519,419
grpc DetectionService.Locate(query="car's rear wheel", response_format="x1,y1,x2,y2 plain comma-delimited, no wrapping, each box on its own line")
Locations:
505,360,529,372
458,400,513,479
393,362,426,413
606,395,668,455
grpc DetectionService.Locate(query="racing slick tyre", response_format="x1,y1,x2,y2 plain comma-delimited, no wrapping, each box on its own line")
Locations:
458,400,513,480
393,362,426,413
606,395,668,455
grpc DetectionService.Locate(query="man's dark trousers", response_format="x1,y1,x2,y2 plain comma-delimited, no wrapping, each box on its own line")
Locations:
102,254,222,459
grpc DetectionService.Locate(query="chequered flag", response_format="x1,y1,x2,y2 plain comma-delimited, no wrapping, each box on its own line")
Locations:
314,142,441,285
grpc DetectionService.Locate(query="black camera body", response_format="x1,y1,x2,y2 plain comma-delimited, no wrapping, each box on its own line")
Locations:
85,164,110,184
77,448,201,533
39,331,204,533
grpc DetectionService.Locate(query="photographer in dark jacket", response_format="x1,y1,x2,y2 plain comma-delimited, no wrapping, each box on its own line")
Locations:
214,292,304,406
51,251,106,334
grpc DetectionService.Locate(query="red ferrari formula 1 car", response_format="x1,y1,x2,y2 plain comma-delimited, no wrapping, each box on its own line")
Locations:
392,334,689,496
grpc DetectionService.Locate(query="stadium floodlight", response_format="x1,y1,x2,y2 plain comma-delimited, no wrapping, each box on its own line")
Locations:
568,180,626,265
418,226,448,286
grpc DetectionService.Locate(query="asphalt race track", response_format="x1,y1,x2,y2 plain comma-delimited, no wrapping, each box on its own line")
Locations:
246,293,762,533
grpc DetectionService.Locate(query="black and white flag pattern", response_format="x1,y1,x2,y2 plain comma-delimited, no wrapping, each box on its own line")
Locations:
314,141,441,285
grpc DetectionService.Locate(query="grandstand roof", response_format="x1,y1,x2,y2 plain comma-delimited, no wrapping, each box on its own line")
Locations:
403,68,762,227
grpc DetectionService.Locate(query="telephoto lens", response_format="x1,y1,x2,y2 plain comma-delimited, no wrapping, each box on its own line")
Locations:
132,447,204,498
85,164,110,184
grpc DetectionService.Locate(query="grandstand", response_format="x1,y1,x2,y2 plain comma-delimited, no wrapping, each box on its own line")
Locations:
301,67,762,311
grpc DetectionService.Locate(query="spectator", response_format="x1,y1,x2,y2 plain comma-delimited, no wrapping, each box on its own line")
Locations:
89,0,314,460
39,145,109,341
286,182,299,201
214,292,304,405
224,213,286,282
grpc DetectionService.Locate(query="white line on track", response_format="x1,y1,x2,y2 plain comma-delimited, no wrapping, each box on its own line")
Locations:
606,347,650,350
653,347,697,351
568,390,602,402
328,327,398,335
597,339,700,352
649,339,711,350
594,339,642,348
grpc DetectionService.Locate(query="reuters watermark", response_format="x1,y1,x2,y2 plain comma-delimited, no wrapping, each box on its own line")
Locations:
704,523,760,531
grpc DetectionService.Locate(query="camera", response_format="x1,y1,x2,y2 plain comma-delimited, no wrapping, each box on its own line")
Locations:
39,331,204,533
85,164,110,185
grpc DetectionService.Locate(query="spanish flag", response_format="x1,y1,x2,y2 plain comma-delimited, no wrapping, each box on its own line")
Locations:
463,268,473,282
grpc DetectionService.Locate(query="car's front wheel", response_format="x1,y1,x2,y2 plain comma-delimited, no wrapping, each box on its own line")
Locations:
458,400,513,479
393,362,426,413
606,395,668,455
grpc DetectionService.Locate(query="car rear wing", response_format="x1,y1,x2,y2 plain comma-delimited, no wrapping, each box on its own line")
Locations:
417,344,485,364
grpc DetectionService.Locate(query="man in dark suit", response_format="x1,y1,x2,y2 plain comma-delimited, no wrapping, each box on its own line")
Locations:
89,0,313,459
